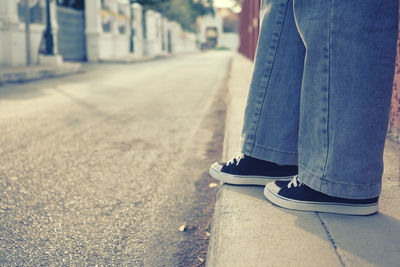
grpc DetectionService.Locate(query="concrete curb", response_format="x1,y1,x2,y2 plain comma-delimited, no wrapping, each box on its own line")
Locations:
99,55,169,64
207,53,400,267
0,63,82,85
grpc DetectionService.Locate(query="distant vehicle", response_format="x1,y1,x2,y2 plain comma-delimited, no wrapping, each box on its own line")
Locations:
204,27,218,49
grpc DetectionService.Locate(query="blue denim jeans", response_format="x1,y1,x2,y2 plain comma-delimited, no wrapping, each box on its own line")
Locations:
241,0,398,199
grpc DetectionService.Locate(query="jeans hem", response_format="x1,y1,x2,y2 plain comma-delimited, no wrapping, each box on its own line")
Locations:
241,141,298,165
298,164,381,199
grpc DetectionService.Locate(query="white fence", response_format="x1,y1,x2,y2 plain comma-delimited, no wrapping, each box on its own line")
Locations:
84,0,199,62
57,6,86,61
0,0,199,67
0,0,47,67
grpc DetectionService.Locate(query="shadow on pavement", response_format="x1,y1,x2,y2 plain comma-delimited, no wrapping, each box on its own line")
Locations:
223,182,400,266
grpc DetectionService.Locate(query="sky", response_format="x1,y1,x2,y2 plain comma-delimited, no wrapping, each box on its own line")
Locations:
213,0,237,8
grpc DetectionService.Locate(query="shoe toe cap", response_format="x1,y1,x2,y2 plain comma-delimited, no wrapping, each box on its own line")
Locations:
265,181,282,194
210,162,223,172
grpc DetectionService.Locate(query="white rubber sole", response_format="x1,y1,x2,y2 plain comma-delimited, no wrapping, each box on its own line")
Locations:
264,183,379,216
209,162,294,186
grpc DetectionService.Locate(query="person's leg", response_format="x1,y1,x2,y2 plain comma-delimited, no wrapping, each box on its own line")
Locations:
296,0,398,199
264,0,398,215
241,0,305,166
209,0,305,185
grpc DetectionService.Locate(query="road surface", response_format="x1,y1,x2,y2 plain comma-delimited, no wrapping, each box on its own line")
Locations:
0,51,232,266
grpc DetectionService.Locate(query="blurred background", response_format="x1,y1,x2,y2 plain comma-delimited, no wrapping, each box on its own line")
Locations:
0,0,262,67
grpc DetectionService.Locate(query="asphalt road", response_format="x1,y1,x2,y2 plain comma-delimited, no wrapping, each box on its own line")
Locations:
0,51,232,266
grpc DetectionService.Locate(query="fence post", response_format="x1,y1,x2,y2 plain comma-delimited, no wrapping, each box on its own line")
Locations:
85,0,102,62
44,0,54,55
24,0,31,65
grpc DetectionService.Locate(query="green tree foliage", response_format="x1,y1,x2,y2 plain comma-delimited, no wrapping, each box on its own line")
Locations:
132,0,213,32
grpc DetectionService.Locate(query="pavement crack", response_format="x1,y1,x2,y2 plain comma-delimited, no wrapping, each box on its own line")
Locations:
316,212,346,267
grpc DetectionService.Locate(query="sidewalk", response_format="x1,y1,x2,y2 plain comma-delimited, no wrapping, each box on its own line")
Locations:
0,62,82,85
99,55,168,64
207,53,400,267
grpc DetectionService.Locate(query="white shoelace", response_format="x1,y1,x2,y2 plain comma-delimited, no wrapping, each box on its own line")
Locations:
287,175,302,188
226,153,245,166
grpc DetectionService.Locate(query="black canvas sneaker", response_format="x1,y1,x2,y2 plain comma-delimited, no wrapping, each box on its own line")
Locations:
264,176,379,215
209,154,298,186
